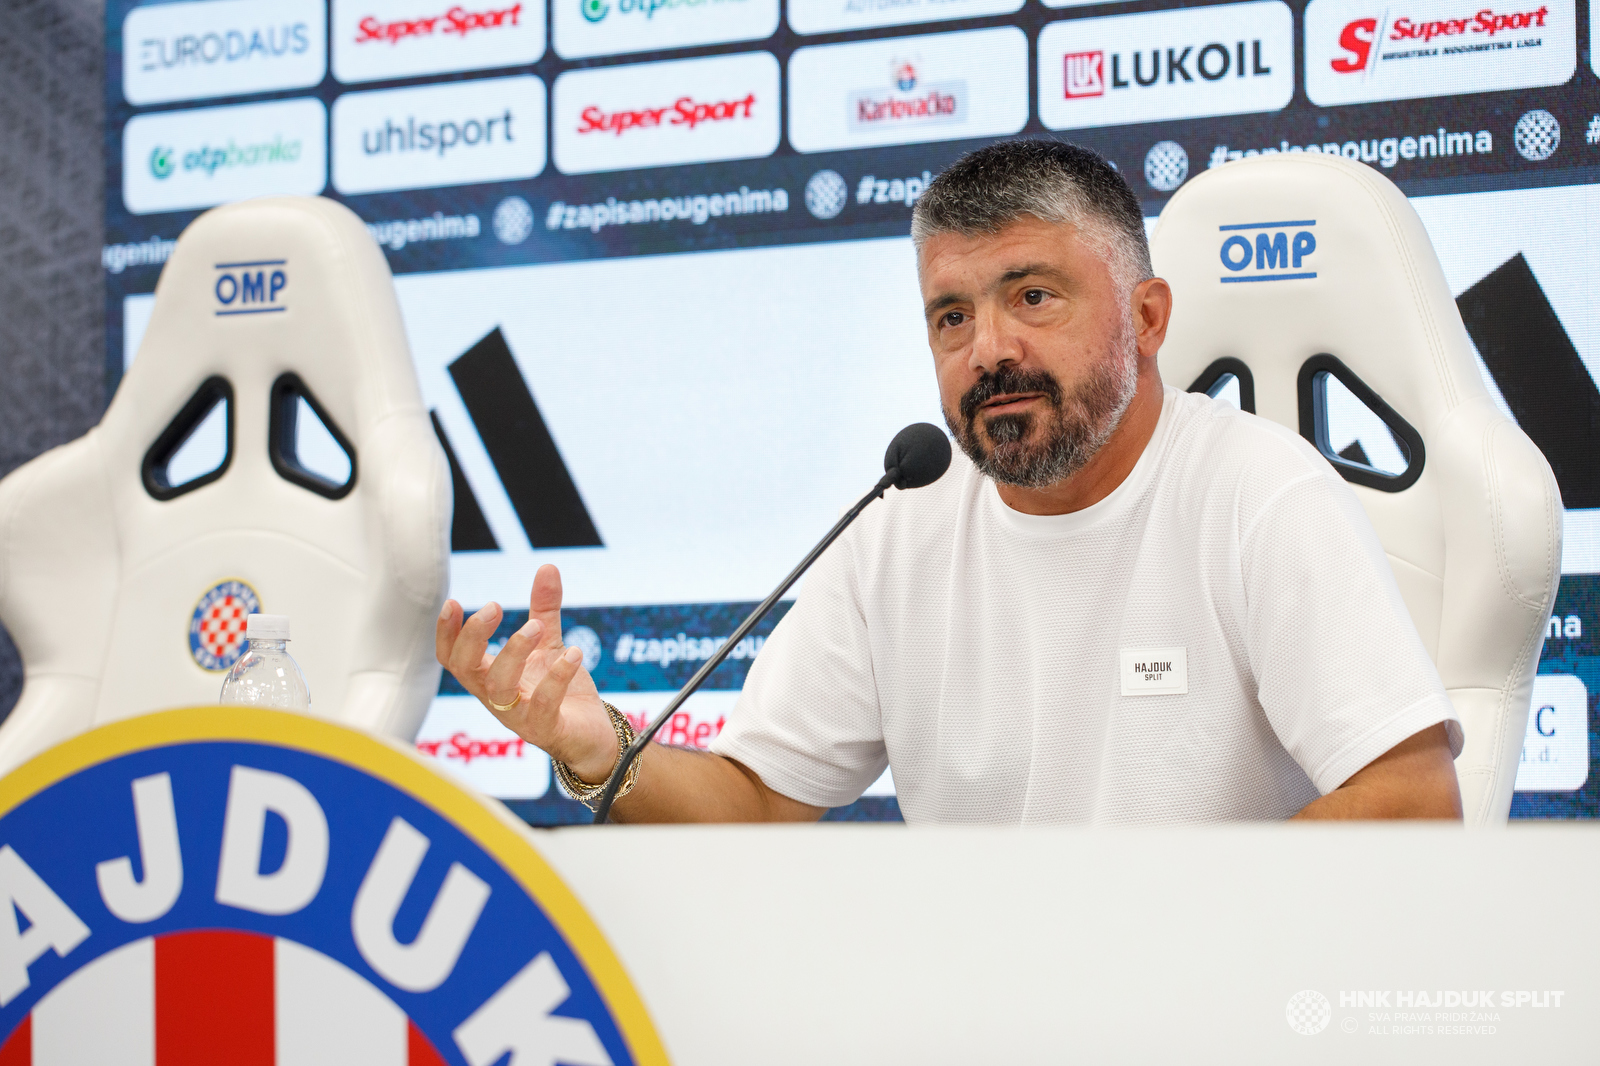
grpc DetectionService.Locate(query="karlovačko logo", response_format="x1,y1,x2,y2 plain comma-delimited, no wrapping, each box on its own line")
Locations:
355,3,527,43
189,580,261,672
0,708,666,1065
847,58,966,130
577,93,758,135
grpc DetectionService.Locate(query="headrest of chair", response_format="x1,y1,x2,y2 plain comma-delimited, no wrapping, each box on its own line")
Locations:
105,196,421,492
1149,153,1488,469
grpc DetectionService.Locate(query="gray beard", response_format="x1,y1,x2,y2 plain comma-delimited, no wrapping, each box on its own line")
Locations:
946,334,1139,490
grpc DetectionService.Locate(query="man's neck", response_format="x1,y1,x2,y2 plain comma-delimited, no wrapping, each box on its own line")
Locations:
993,365,1166,517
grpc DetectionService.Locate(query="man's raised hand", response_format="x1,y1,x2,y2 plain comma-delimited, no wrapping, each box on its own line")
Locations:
434,564,619,782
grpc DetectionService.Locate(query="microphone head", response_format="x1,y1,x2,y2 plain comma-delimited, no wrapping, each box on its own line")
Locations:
884,423,952,490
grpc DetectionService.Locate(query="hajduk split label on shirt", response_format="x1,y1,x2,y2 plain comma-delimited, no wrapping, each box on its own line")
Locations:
1121,647,1188,695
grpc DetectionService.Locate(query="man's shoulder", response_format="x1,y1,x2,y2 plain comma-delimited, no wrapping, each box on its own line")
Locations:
1159,388,1337,493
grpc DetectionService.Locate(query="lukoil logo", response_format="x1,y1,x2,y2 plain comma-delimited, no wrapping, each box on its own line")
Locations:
1218,220,1317,283
123,0,326,106
332,76,547,195
847,57,967,131
1061,40,1277,100
553,52,780,173
123,98,328,215
1039,2,1294,130
1064,51,1105,97
213,259,288,316
1304,0,1574,105
332,0,546,83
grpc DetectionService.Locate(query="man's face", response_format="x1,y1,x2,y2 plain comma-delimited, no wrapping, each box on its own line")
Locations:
918,215,1139,488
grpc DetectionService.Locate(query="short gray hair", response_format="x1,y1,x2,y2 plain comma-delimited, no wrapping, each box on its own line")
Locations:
911,139,1154,297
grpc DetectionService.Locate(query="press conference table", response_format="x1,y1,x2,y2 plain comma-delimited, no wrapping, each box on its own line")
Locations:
535,823,1597,1064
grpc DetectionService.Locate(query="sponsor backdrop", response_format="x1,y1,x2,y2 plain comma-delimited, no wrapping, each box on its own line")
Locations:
102,0,1600,822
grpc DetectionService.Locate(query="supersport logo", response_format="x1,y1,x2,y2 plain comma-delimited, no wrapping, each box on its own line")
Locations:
1332,5,1549,73
354,3,524,44
578,93,758,135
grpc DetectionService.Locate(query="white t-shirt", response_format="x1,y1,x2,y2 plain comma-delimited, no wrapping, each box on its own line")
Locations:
712,387,1462,824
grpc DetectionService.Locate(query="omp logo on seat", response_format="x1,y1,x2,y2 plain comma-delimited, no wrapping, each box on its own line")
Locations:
1217,219,1317,282
214,259,288,315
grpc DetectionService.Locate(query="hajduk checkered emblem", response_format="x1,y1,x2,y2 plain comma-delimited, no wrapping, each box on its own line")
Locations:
188,579,260,671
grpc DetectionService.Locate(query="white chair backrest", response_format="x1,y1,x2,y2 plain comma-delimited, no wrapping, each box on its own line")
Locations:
0,196,450,772
1149,153,1560,825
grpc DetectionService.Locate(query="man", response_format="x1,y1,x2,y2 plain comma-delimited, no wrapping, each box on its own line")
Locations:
437,140,1464,823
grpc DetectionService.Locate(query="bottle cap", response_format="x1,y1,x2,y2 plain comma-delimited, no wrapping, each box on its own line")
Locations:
246,614,291,641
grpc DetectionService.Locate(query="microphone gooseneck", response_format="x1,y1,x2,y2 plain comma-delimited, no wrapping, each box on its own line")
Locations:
590,422,953,824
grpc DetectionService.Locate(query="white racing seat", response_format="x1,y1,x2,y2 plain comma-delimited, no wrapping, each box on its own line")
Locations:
0,196,450,773
1149,153,1561,825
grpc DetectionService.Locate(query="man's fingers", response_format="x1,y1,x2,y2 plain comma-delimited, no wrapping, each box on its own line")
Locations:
435,600,463,667
483,618,544,710
527,645,584,715
447,602,502,687
527,564,566,651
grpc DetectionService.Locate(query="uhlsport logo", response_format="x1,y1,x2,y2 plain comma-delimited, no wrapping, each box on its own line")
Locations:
847,57,966,132
0,708,666,1064
213,259,288,317
1218,219,1317,283
188,579,261,672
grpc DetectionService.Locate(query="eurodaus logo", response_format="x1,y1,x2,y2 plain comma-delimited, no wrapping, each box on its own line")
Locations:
1217,219,1318,283
123,0,326,105
1333,5,1551,73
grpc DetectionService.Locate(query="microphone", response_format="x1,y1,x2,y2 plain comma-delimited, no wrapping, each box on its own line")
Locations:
591,423,952,823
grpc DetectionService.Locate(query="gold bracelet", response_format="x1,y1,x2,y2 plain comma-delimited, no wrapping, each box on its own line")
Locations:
552,702,641,811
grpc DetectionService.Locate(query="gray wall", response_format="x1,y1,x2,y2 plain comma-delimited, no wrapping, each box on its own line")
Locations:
0,0,107,720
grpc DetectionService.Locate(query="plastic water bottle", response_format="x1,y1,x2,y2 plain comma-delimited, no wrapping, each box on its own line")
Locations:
219,614,311,711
